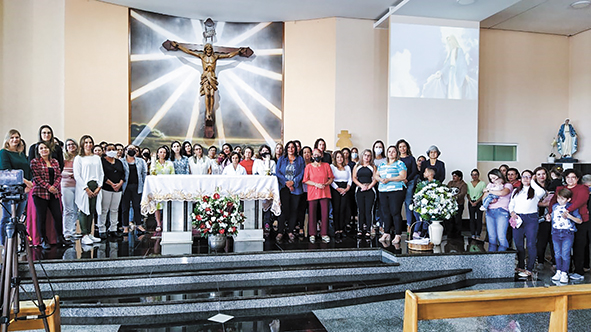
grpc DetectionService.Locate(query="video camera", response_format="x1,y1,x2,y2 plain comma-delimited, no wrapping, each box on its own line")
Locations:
0,170,26,202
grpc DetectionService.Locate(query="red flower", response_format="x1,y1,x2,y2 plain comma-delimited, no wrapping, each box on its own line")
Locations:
199,224,205,229
197,215,202,221
203,196,209,202
219,229,225,234
232,227,236,233
205,207,211,212
213,193,220,200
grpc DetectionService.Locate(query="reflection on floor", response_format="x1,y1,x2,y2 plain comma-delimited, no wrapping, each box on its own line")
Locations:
16,228,591,331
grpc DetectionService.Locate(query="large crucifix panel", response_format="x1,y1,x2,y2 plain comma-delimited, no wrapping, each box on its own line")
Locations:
129,9,284,150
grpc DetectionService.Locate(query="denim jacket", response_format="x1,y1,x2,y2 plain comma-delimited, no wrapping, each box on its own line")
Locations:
121,157,147,194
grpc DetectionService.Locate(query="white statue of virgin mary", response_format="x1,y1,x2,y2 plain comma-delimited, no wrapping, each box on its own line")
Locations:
556,118,578,158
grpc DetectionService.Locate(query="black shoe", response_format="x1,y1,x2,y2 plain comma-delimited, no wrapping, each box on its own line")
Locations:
99,232,108,240
58,235,73,247
109,231,123,238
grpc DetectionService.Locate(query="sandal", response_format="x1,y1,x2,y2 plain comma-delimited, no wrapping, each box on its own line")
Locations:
155,226,162,232
276,233,283,242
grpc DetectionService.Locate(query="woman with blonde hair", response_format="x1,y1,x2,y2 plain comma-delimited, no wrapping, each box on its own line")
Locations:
0,129,34,245
352,149,378,239
61,138,79,240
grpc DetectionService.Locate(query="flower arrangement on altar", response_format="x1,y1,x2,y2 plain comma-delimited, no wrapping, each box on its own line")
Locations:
411,181,458,221
192,192,246,237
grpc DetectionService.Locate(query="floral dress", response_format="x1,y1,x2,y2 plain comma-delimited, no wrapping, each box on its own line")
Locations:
172,156,190,174
150,160,175,209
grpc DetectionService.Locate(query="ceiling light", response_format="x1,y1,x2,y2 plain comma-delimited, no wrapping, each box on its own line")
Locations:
457,0,476,5
571,0,591,9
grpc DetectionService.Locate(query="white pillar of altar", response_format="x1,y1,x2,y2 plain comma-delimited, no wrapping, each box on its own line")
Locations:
161,201,193,255
233,201,264,252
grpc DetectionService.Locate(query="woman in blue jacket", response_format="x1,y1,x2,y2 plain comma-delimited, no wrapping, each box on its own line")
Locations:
276,141,305,242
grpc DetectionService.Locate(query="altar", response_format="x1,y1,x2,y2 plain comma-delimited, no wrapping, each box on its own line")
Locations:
140,175,281,254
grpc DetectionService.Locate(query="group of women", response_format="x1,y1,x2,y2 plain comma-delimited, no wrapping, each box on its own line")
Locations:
3,126,591,279
468,164,591,279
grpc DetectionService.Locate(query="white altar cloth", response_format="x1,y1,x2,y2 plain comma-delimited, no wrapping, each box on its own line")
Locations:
140,175,281,216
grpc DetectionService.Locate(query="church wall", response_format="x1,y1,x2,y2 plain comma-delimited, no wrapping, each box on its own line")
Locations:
568,29,591,163
64,0,129,144
0,0,65,144
478,29,570,174
334,18,388,151
284,18,337,149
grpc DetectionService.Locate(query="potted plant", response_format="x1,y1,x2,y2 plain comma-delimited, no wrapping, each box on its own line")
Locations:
410,181,458,245
192,192,246,250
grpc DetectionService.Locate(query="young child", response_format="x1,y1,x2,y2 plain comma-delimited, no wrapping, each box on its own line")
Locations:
549,188,582,284
412,167,438,239
480,179,504,211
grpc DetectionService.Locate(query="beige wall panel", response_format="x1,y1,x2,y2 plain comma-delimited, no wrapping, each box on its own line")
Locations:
569,29,591,164
1,0,65,144
284,19,337,149
334,18,388,151
478,29,569,173
64,0,128,144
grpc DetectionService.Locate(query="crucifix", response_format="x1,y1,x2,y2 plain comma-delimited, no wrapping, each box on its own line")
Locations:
162,38,253,138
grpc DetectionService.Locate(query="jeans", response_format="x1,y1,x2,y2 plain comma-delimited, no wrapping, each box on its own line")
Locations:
482,194,499,209
100,190,122,233
512,213,538,271
468,201,483,237
0,198,27,245
356,187,375,232
552,228,575,273
61,186,77,238
404,178,416,227
486,207,509,251
380,189,405,235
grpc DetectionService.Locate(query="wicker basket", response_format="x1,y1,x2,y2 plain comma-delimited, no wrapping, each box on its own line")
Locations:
407,241,434,251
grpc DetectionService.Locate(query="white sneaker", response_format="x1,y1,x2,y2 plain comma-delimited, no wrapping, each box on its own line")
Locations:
88,234,102,243
81,235,94,245
479,206,487,211
560,272,569,283
552,270,562,281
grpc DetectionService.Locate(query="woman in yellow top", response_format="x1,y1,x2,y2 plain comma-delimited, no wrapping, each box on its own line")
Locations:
150,146,175,233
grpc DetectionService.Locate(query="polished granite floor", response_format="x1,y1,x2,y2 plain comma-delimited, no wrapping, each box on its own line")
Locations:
16,226,591,331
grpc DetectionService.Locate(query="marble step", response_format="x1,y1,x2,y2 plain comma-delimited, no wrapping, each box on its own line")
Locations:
20,248,389,278
23,261,402,299
55,269,471,326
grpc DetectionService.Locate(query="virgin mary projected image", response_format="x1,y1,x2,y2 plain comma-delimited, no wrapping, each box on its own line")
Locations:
390,23,479,100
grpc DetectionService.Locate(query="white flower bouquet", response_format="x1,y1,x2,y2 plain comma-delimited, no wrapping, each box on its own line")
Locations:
192,192,246,237
411,181,459,221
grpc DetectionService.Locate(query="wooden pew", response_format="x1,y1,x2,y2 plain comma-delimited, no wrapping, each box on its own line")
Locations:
8,295,60,332
403,284,591,332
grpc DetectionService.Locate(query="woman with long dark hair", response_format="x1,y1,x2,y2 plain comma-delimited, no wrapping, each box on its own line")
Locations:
121,144,148,235
314,138,332,164
533,166,553,269
483,169,512,251
548,169,589,280
31,142,70,248
170,141,190,174
508,169,546,277
181,141,193,158
28,125,64,170
276,141,305,242
397,139,418,233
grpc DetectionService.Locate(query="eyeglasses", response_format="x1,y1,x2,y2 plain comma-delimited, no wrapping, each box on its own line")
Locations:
522,175,532,179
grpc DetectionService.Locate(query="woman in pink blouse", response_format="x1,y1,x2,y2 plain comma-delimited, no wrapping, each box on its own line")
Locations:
303,149,334,243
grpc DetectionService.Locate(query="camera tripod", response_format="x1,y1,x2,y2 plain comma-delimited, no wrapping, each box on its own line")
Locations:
0,199,50,332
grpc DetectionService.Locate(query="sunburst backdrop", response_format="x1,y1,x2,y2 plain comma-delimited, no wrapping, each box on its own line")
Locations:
129,9,284,151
